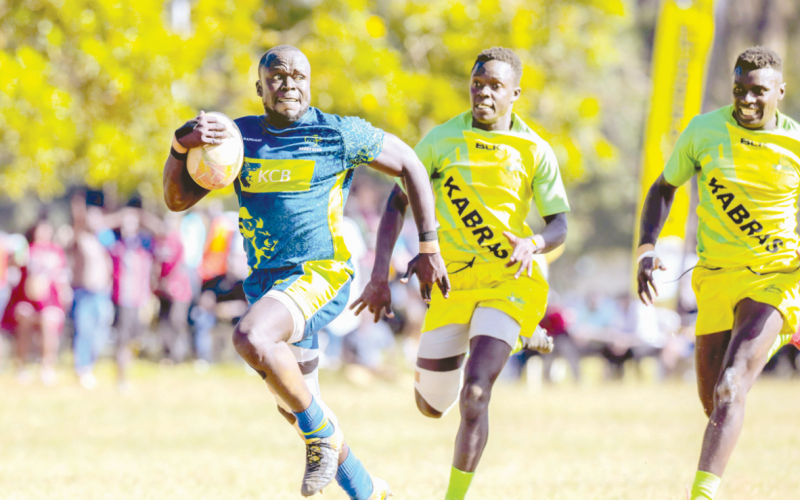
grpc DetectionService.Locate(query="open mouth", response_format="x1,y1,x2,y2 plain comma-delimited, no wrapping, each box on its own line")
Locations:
739,107,759,119
277,97,299,104
474,103,493,111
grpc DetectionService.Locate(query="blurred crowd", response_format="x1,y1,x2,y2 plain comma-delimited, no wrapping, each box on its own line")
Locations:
0,174,797,389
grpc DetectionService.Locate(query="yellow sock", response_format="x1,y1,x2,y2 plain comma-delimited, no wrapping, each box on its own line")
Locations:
690,470,721,500
445,467,474,500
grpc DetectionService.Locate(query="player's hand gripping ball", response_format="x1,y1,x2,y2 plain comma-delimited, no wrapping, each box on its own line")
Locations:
185,112,244,190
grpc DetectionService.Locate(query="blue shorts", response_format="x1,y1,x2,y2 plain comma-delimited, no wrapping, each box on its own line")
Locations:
243,260,352,348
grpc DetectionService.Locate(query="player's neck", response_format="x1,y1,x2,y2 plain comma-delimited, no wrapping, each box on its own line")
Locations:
263,108,308,129
734,110,779,131
472,112,513,132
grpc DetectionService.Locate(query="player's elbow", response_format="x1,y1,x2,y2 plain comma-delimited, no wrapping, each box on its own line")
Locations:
163,190,194,212
544,213,568,245
163,191,185,212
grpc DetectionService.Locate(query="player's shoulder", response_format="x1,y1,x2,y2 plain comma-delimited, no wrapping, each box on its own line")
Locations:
233,114,264,137
687,106,732,131
509,114,556,155
420,111,471,144
312,108,380,133
778,111,800,136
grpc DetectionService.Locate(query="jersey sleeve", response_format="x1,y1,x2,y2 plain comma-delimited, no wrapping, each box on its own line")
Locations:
663,119,699,187
532,144,571,216
340,116,385,168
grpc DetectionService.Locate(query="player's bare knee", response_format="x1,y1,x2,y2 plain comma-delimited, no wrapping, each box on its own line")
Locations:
714,367,742,407
415,390,443,419
232,320,282,364
460,381,491,419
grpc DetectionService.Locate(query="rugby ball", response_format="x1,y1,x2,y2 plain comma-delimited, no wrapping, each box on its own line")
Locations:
186,112,244,190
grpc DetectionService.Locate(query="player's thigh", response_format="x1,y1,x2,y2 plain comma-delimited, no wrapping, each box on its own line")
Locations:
465,307,518,387
234,292,297,351
720,298,783,388
415,323,470,415
695,330,731,413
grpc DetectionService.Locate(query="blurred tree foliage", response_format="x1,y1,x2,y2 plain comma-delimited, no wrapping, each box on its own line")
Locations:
0,0,646,251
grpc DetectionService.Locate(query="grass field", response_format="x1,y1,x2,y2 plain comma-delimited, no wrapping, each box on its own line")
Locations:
1,361,799,500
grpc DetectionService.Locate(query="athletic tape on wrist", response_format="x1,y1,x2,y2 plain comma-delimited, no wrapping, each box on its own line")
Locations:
419,231,438,242
532,234,545,252
419,240,440,254
172,135,188,154
170,146,187,161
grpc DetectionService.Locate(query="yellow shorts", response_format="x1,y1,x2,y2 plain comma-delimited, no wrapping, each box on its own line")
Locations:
692,265,800,336
423,259,548,337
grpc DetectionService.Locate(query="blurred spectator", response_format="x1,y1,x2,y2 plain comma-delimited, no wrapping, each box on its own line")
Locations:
107,203,155,387
69,192,114,389
192,235,248,362
180,209,207,298
540,298,582,382
2,218,70,384
154,213,192,363
198,205,236,282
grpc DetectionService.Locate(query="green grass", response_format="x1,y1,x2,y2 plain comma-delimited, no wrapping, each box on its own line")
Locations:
1,361,799,500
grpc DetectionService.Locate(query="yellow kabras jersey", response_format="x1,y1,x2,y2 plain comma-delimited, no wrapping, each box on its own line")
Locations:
411,111,570,268
664,105,800,272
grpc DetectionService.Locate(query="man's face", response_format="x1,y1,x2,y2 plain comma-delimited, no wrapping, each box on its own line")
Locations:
257,51,311,126
732,67,785,130
470,60,520,128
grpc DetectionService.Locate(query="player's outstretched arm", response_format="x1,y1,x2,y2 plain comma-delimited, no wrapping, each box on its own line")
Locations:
162,111,226,212
503,212,568,279
637,174,677,305
367,133,450,303
351,184,409,322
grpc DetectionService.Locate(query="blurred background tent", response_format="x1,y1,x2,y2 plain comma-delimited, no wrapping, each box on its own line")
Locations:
1,0,800,294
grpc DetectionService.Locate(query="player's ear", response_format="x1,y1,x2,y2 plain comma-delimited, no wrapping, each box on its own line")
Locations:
511,86,521,102
779,82,786,100
256,80,262,97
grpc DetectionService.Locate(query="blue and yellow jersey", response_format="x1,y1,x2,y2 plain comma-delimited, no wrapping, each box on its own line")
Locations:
664,105,800,271
233,108,384,271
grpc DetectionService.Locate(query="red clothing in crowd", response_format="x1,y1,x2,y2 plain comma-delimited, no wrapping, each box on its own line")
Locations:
154,231,192,303
2,242,67,333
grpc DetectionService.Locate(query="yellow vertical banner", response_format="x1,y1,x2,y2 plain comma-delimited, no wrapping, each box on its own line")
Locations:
638,0,715,241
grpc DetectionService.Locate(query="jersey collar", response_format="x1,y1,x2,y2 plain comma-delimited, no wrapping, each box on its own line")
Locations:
260,107,315,133
463,110,527,133
725,103,787,132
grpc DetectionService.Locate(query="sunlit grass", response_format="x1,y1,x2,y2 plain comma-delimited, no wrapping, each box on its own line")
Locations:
1,361,799,499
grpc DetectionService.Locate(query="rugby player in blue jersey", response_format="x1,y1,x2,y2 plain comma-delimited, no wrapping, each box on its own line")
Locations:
163,45,449,499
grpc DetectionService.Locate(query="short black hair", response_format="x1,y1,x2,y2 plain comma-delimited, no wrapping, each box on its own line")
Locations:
259,45,303,70
473,47,522,84
734,46,782,73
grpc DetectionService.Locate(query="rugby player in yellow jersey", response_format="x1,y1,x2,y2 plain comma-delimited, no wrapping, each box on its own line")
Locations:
637,47,800,500
352,47,569,500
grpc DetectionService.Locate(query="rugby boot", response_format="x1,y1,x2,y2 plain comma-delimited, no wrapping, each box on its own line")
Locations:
300,423,344,496
511,325,554,355
368,476,392,499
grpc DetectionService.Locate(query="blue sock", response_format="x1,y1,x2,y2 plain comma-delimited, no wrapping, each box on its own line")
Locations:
293,397,334,439
335,450,374,500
